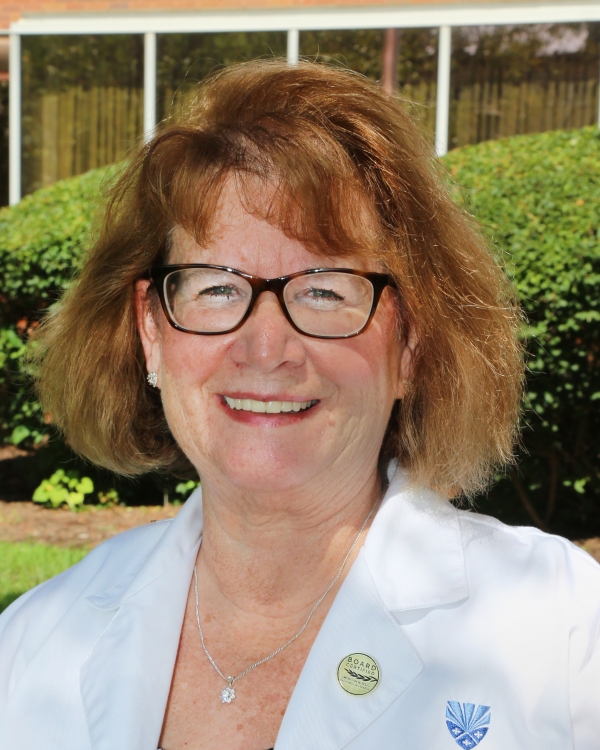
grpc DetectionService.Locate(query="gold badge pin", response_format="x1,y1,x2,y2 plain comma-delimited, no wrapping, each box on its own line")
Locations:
337,653,380,696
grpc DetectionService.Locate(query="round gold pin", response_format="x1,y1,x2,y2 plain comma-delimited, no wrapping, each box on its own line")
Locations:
337,653,380,696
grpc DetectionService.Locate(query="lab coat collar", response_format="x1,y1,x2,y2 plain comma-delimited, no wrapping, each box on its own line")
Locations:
79,470,468,750
363,467,469,611
81,487,204,750
86,485,204,611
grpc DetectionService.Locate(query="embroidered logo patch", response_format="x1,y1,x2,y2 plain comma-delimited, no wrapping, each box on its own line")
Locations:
446,701,490,748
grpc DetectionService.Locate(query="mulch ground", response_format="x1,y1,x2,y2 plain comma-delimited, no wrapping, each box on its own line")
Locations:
0,501,179,548
0,500,599,563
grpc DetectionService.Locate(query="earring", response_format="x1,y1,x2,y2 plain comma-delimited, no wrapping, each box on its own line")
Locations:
147,371,158,388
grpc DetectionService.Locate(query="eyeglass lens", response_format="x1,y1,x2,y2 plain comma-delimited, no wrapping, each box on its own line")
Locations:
163,268,375,337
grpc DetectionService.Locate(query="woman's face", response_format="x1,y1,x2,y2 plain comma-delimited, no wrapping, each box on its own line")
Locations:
136,181,412,495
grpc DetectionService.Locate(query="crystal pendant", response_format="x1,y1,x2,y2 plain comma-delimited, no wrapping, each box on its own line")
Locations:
220,678,235,704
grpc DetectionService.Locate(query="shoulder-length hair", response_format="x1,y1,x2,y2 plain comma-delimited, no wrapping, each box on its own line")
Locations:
32,59,523,497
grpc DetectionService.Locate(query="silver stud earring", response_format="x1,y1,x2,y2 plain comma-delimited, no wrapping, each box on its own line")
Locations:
147,371,158,388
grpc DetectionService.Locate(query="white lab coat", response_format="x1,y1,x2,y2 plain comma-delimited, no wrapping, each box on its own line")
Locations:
0,468,599,749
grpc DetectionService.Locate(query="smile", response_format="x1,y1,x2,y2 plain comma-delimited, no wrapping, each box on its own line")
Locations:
223,397,318,414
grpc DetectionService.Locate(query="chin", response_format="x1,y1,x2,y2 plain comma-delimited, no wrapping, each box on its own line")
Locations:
213,447,325,493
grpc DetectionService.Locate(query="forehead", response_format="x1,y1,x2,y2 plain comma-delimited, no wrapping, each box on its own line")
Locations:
168,177,375,276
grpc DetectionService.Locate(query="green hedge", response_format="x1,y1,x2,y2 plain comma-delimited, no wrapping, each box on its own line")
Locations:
0,128,598,535
0,166,118,444
444,127,600,535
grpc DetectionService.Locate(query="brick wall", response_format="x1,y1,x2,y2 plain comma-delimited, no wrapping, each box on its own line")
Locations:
1,0,517,34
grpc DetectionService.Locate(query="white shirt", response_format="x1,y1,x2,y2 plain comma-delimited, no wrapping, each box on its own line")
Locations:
0,468,599,749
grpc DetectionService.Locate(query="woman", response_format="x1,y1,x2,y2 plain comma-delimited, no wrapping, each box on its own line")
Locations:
0,61,598,750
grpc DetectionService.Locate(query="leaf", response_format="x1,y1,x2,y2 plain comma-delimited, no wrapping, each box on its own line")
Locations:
75,476,94,494
11,425,31,445
66,491,85,511
49,486,69,508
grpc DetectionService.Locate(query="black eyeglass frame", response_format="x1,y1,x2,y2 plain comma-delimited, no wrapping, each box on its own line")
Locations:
149,264,397,339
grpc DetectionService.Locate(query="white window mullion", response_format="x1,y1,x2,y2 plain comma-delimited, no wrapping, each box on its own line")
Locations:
8,32,21,205
287,29,299,66
143,31,157,142
435,25,452,158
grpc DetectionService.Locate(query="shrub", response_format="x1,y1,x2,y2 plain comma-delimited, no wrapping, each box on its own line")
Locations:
0,165,117,444
32,469,95,511
443,126,600,536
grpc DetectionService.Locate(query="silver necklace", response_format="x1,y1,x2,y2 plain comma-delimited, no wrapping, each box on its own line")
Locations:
193,499,378,704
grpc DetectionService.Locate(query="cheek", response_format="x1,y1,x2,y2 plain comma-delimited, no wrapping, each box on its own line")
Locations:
159,327,226,385
157,329,230,438
311,325,400,410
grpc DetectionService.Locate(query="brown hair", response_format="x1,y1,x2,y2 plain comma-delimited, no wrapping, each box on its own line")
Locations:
32,59,523,497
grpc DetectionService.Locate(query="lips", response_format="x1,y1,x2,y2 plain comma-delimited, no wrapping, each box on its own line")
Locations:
223,396,318,414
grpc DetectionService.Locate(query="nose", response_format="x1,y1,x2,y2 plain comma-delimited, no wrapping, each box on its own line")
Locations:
228,291,306,373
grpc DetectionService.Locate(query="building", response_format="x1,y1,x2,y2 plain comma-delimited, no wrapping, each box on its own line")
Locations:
2,0,599,205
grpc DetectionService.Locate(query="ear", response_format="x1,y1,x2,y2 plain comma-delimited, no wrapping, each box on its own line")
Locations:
395,326,417,400
135,279,162,387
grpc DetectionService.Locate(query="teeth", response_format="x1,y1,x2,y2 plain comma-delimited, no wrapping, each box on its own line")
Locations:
224,397,317,414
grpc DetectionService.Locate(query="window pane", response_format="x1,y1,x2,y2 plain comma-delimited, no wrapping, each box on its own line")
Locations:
395,28,438,138
299,29,383,80
299,29,438,139
21,35,143,196
450,23,600,149
157,32,287,122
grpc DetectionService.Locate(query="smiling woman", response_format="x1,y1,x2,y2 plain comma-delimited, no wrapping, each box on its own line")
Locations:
0,60,599,750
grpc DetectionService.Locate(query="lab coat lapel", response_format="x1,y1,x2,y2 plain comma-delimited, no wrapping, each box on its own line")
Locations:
275,551,423,750
80,488,204,750
276,469,468,750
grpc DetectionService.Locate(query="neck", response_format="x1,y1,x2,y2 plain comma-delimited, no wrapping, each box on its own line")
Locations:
195,466,383,624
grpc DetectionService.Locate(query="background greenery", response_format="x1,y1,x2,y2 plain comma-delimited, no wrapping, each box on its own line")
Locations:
444,126,600,535
0,165,115,447
0,541,88,613
0,125,598,536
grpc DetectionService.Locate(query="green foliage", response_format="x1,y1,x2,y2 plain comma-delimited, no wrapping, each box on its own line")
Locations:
0,164,116,319
32,469,95,511
0,165,117,446
175,480,201,500
97,488,120,508
0,541,88,613
443,126,600,534
22,35,143,94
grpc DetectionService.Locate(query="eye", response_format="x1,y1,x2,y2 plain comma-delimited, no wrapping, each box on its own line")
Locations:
307,287,344,301
304,287,344,301
198,285,238,299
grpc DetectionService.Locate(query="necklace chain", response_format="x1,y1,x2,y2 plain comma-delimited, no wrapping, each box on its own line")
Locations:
193,497,378,701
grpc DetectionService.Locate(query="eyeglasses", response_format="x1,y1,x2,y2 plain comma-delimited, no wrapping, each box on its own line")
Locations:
150,265,397,339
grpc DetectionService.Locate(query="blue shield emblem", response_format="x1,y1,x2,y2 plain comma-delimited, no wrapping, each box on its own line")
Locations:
446,702,490,747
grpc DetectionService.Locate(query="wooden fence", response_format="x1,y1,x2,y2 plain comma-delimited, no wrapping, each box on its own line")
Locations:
451,77,599,148
23,86,143,194
21,76,598,194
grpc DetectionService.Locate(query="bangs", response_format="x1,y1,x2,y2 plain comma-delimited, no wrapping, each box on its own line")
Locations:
139,122,386,266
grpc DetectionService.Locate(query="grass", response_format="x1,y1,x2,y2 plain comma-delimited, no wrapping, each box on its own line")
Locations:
0,541,88,614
